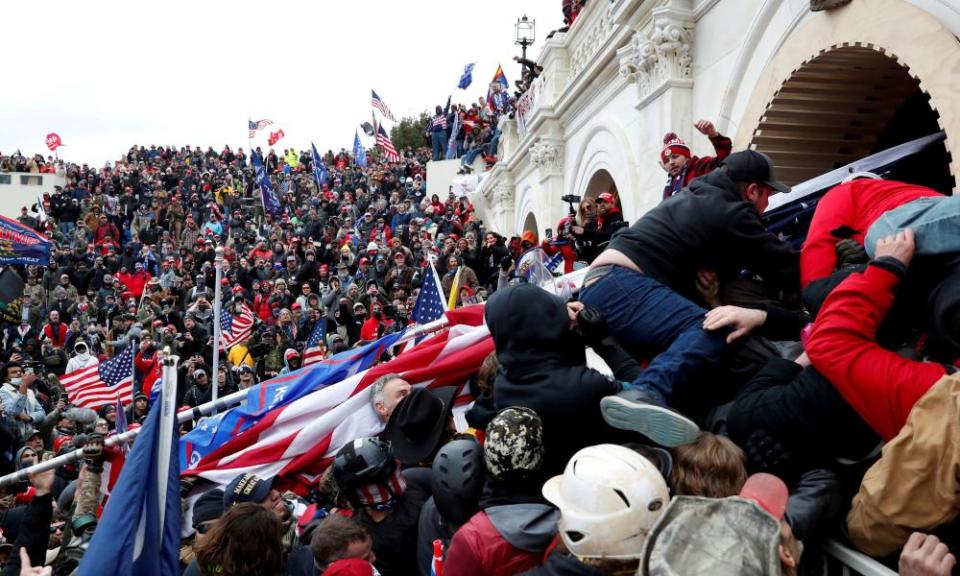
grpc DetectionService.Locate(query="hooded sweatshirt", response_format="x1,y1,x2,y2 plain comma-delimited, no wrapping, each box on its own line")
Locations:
485,284,624,477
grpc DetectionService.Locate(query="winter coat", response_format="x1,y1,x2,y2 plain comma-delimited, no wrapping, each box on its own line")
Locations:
445,504,559,576
485,284,633,476
607,170,799,303
806,259,948,441
520,552,607,576
800,180,939,288
661,133,732,199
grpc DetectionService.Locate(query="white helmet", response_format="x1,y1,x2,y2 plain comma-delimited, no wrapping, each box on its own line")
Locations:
542,444,669,559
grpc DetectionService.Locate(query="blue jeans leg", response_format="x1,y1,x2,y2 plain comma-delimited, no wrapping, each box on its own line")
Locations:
431,132,442,160
865,196,960,257
580,267,727,405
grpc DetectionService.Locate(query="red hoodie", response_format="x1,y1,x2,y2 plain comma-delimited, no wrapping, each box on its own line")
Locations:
806,262,947,440
800,180,939,287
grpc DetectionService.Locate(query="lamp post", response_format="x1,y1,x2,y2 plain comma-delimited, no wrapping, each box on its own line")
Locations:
515,14,536,64
211,246,224,403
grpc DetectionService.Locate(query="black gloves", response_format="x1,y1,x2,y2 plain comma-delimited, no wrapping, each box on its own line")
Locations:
835,239,868,269
576,305,608,346
81,433,105,473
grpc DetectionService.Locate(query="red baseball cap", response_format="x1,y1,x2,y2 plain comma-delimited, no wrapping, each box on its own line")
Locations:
322,559,376,576
597,192,616,204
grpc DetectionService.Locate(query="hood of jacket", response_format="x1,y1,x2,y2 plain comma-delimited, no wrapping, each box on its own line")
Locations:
484,284,586,374
486,503,560,553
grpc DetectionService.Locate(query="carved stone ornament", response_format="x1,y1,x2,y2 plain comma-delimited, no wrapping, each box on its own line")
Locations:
493,181,515,203
618,12,693,99
530,139,563,171
568,3,615,81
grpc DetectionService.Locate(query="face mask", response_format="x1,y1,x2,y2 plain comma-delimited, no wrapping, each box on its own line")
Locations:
10,378,22,387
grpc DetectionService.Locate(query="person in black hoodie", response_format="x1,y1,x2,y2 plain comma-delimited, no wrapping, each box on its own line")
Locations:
484,283,679,477
579,151,798,447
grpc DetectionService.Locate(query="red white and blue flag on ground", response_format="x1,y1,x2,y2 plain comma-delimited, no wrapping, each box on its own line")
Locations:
220,302,255,349
180,330,405,471
77,364,180,576
371,89,397,122
248,118,274,139
0,215,52,266
182,306,490,488
61,346,135,409
302,319,328,366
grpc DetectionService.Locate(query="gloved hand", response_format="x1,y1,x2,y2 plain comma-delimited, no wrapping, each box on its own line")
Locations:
836,239,868,268
743,429,799,485
576,306,608,346
81,433,105,473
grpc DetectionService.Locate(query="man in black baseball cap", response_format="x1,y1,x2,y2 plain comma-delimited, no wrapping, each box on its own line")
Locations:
578,149,799,447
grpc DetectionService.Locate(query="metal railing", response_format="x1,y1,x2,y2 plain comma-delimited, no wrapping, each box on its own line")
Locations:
825,540,898,576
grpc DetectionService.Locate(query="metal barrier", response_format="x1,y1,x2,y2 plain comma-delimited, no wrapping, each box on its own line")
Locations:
825,540,898,576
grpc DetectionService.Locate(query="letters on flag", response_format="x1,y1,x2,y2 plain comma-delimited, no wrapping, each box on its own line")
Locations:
311,143,328,187
0,215,52,266
45,132,64,151
354,131,367,168
458,62,475,90
268,129,285,146
251,150,281,216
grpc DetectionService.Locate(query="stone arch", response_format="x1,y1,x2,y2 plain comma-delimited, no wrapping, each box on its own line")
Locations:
727,0,960,192
522,212,539,241
514,185,538,236
568,122,640,219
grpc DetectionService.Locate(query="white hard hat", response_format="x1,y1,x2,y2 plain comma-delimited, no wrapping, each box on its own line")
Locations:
542,444,669,559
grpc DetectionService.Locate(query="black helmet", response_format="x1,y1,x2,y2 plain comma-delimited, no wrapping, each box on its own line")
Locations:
431,438,485,526
332,437,396,489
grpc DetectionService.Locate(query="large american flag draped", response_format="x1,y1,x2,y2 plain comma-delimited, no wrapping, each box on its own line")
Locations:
370,89,397,122
248,119,274,139
183,306,489,488
375,125,400,163
413,262,447,324
302,319,327,366
62,346,135,409
221,303,255,349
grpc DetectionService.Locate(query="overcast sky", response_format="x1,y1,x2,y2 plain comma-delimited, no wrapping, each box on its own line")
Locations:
1,1,563,166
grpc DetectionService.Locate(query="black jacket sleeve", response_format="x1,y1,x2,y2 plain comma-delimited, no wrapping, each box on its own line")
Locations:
760,303,809,341
726,203,800,291
2,493,53,576
589,336,643,383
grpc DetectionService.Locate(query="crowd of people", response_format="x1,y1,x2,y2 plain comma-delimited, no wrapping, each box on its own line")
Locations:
1,99,960,576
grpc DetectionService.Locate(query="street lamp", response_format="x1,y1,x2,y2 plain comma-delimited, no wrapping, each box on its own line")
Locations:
515,14,536,62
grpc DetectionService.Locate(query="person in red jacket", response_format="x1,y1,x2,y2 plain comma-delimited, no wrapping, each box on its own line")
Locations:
252,282,275,324
806,228,949,442
800,177,941,289
660,119,732,199
807,228,960,557
117,262,152,298
540,216,577,274
444,407,558,576
134,337,164,399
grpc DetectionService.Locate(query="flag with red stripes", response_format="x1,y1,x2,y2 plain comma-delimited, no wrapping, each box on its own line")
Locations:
221,303,255,349
371,89,397,122
183,306,488,488
375,124,401,163
302,319,328,366
61,347,134,409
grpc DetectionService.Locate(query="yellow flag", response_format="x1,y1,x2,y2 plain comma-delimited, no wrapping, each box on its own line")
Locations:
447,267,463,310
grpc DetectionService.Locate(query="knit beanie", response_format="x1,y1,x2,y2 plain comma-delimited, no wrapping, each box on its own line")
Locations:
661,132,691,163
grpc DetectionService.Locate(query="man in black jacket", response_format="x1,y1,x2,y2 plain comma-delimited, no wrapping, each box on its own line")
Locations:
485,283,658,476
579,151,798,447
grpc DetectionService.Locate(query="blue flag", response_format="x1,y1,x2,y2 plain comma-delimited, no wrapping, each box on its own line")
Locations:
0,215,52,266
77,372,180,576
251,149,281,216
458,62,475,89
445,112,461,160
311,142,328,187
353,130,367,168
180,331,404,469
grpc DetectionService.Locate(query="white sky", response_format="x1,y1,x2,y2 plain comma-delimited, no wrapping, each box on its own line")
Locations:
0,1,563,167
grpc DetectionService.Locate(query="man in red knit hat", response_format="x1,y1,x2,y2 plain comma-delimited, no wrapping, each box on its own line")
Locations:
660,119,732,200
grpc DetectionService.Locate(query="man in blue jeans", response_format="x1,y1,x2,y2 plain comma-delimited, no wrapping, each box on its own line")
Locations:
580,150,799,447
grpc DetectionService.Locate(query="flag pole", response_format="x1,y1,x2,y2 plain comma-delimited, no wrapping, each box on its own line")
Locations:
211,247,225,403
0,317,454,489
0,350,180,490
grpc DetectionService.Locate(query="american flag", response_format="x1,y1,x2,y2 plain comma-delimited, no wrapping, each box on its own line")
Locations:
62,347,135,409
413,262,447,324
221,303,255,349
375,125,400,163
371,89,397,122
248,119,274,139
302,319,327,366
183,306,489,488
